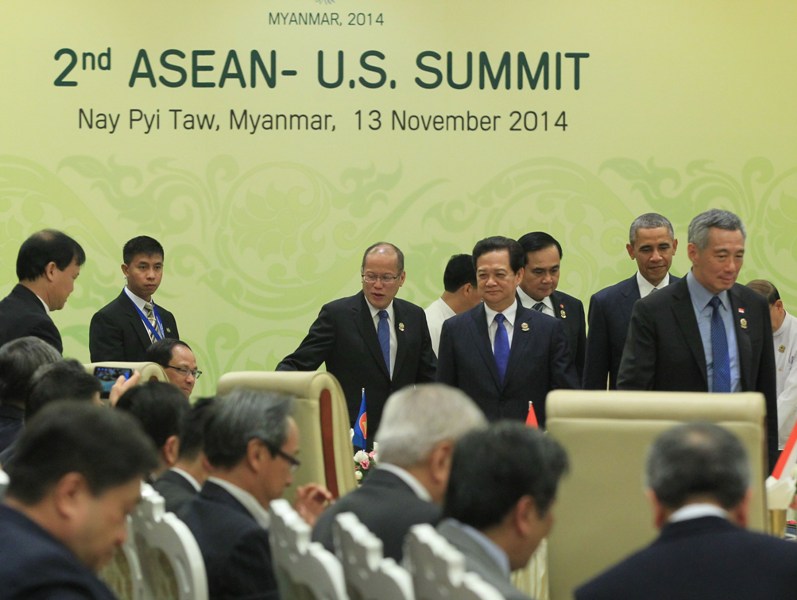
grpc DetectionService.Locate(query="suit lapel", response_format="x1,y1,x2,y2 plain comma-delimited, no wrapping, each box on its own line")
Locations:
120,291,156,350
393,300,408,379
620,275,641,312
728,286,752,389
671,280,708,385
470,305,503,388
354,293,390,379
504,308,534,385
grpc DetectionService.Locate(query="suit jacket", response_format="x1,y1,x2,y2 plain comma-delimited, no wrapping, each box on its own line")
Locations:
583,275,640,390
0,504,117,599
437,303,578,427
178,481,278,600
575,516,797,600
0,284,62,353
277,291,436,436
153,469,198,515
89,291,179,362
312,467,440,562
549,290,586,381
437,519,530,600
617,279,778,467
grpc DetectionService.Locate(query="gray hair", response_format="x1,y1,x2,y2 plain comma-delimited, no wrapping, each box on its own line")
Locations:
375,384,486,467
628,213,674,245
204,388,294,469
645,422,750,510
0,336,61,406
687,209,746,250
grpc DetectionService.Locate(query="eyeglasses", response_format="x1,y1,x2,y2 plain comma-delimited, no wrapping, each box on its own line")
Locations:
257,439,301,473
362,272,401,284
165,365,203,379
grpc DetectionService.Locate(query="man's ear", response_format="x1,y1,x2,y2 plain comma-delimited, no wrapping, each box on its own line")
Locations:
728,489,751,528
44,261,58,282
646,488,668,529
52,472,90,522
162,434,180,467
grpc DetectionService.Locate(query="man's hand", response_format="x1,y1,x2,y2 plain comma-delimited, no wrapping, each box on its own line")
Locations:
108,370,141,407
293,483,334,526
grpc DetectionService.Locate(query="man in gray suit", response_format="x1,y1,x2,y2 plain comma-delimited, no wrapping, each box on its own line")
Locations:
438,421,569,600
313,383,485,561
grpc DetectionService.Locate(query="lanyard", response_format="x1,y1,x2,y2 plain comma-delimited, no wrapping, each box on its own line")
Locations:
130,297,165,341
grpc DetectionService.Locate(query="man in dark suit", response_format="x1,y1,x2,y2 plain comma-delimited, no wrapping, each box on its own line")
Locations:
583,213,679,389
438,422,569,600
313,383,485,561
178,389,331,600
618,209,778,467
154,397,215,513
90,236,179,362
277,242,436,437
0,229,85,354
575,422,797,599
437,236,578,427
0,402,157,599
517,231,586,379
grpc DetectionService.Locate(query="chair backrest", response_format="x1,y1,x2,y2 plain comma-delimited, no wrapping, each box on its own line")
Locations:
131,484,208,600
332,512,414,600
217,371,357,503
545,389,768,599
269,498,349,600
0,468,8,501
403,524,504,600
99,517,146,600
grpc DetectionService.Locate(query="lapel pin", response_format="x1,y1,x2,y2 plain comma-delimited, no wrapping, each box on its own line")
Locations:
740,318,748,329
779,345,786,353
166,328,171,333
398,322,405,332
738,307,745,314
559,307,567,319
521,322,530,332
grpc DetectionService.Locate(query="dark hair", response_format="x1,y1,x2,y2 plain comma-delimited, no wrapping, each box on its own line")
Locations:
688,209,745,250
443,254,477,292
472,236,525,273
629,213,674,246
443,421,568,529
0,337,61,408
145,338,192,368
517,232,563,259
26,359,102,420
204,388,293,469
6,402,157,504
16,230,86,281
123,236,165,264
115,381,189,450
746,279,780,305
646,422,749,511
361,242,405,273
178,396,217,461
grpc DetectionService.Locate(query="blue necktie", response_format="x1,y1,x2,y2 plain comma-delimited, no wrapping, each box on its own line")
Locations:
377,310,390,374
532,302,545,312
494,313,510,381
709,296,731,393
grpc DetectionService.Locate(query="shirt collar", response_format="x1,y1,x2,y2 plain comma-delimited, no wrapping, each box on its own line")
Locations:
668,502,728,523
443,518,511,576
365,298,394,322
636,271,672,298
484,299,518,326
170,467,201,492
124,286,153,310
207,477,271,528
377,463,432,502
686,270,730,310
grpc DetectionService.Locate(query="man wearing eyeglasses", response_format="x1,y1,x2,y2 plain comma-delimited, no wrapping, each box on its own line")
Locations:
277,242,436,438
146,338,201,398
178,389,331,600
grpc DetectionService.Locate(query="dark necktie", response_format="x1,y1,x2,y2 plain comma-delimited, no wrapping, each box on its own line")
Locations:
377,310,390,374
709,296,731,393
143,302,157,343
532,302,545,312
494,313,510,381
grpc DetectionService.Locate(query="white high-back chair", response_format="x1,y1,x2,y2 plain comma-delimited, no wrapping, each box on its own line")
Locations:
332,512,414,600
269,498,349,600
130,484,208,600
403,524,503,600
99,518,146,600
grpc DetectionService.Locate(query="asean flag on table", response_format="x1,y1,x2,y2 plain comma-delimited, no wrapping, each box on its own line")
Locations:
352,388,367,449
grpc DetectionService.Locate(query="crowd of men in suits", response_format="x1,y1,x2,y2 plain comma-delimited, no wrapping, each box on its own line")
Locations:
0,206,795,598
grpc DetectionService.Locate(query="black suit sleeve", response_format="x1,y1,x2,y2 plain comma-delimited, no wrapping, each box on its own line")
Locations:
583,295,611,389
616,300,656,390
89,310,126,362
757,305,779,469
435,320,457,387
224,529,280,600
415,311,437,383
28,318,63,355
550,319,580,390
276,304,334,371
